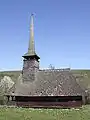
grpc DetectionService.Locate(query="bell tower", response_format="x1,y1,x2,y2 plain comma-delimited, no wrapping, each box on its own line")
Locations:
22,14,40,83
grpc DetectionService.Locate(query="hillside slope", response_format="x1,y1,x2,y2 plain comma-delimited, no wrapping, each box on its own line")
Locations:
71,70,90,90
0,69,90,90
0,71,21,83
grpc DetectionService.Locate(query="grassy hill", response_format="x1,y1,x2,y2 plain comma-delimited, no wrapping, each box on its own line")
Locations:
0,105,90,120
71,69,90,90
0,71,21,83
0,69,90,90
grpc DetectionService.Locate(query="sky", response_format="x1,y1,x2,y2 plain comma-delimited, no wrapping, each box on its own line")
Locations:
0,0,90,71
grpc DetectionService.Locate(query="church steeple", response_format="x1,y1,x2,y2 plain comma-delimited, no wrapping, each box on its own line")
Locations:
22,14,40,82
28,13,35,55
23,14,40,60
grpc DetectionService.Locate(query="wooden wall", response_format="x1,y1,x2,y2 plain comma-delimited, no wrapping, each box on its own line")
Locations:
16,101,82,108
15,96,82,108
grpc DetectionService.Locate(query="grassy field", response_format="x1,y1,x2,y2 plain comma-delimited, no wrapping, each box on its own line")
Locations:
71,69,90,90
0,105,90,120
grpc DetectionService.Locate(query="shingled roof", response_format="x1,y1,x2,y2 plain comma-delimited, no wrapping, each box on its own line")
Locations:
14,69,86,96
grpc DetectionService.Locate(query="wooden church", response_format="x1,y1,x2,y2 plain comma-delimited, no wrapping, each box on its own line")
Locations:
6,14,87,108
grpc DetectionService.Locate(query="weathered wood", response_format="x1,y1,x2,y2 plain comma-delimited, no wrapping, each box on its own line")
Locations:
16,101,82,108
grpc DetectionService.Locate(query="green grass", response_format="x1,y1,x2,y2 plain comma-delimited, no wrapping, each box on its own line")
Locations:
0,105,90,120
72,69,90,77
71,70,90,90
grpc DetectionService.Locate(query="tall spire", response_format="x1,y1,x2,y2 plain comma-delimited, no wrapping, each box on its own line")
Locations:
28,13,35,55
23,14,40,60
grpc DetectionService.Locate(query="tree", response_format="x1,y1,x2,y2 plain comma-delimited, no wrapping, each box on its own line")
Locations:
0,76,14,105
